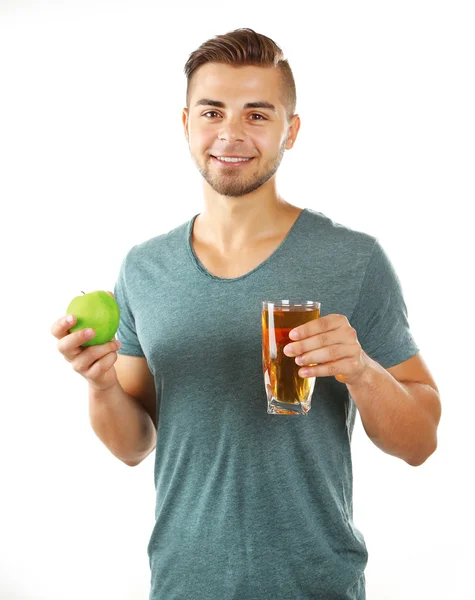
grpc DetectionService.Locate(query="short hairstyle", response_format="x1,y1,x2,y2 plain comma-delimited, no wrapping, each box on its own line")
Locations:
184,28,297,121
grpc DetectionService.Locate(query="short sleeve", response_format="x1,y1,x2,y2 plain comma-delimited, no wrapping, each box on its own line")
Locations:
349,238,420,369
113,249,145,357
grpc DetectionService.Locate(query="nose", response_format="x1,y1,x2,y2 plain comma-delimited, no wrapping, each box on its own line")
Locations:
218,117,245,143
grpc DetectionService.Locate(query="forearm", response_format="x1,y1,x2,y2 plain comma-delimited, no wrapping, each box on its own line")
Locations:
347,355,440,466
88,381,156,466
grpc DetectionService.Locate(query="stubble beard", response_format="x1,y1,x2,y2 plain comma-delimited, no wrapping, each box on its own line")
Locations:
190,138,288,198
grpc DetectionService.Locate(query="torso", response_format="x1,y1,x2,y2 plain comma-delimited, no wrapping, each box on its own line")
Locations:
121,206,380,597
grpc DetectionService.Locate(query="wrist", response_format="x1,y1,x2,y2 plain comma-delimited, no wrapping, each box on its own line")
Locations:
345,352,379,389
88,377,121,396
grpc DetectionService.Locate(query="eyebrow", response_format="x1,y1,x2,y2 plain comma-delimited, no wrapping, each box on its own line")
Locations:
194,99,277,113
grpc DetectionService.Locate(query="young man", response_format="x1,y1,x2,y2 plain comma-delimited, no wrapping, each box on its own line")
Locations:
52,28,441,600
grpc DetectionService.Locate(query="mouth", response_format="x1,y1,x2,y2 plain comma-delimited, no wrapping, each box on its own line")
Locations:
210,155,255,167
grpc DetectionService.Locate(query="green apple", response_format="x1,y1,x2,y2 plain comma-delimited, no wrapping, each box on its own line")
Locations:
67,290,120,347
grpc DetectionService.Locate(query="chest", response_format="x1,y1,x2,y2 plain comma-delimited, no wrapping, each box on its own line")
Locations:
192,238,284,279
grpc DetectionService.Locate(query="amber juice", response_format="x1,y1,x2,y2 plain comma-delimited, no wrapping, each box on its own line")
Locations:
262,302,320,415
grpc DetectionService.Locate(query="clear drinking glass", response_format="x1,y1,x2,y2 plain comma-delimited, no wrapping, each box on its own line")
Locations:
262,300,321,415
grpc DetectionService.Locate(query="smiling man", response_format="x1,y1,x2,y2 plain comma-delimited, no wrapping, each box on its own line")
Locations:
185,66,293,199
53,27,441,600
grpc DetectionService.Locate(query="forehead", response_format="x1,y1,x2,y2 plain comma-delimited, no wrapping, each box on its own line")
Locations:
189,63,283,107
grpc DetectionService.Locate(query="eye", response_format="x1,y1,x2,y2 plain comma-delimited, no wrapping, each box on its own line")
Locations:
249,113,266,121
203,111,221,118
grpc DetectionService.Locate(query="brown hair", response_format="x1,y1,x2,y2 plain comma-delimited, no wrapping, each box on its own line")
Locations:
184,28,297,121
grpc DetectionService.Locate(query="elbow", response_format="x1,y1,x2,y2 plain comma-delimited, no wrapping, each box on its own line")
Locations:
406,456,427,467
121,453,147,467
405,437,438,467
123,458,141,467
121,445,156,467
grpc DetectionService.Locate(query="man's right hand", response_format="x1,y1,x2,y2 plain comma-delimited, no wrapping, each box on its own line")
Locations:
51,292,122,392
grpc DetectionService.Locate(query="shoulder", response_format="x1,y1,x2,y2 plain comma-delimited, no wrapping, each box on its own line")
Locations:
300,208,378,259
122,216,193,265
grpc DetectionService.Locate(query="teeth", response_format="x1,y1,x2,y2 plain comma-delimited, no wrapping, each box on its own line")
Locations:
216,156,252,163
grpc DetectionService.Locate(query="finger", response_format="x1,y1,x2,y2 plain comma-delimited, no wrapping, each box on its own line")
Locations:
82,347,119,381
289,314,343,341
298,358,358,379
284,329,345,357
107,291,114,297
57,326,97,361
51,314,77,340
71,339,121,375
293,343,354,368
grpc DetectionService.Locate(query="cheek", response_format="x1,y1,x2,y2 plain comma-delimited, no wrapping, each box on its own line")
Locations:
192,128,215,153
251,129,282,153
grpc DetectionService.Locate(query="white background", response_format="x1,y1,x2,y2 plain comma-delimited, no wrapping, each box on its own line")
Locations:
1,1,474,599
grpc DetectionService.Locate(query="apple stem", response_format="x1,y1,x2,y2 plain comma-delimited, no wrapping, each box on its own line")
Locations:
81,291,85,294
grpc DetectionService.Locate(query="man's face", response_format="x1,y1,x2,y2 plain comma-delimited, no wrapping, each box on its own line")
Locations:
182,63,299,198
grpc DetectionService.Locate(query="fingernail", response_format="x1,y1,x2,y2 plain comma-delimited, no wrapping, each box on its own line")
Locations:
289,330,300,340
66,315,74,324
85,328,95,338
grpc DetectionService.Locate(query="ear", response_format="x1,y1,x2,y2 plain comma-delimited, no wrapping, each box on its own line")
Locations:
182,108,189,142
285,114,301,150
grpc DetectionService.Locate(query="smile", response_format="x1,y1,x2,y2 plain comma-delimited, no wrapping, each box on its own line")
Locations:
211,156,255,166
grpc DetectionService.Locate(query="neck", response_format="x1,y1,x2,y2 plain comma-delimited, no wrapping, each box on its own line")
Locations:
195,181,302,254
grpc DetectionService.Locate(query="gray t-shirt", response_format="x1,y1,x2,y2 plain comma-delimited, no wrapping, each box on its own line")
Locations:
114,207,419,600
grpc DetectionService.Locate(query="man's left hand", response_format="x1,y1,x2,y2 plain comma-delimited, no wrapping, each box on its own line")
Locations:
283,314,371,385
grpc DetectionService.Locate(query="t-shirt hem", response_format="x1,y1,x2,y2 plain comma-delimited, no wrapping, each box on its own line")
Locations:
117,346,145,358
375,344,420,369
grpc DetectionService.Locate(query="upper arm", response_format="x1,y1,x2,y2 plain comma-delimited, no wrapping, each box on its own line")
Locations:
386,352,438,391
115,354,157,428
386,352,441,424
